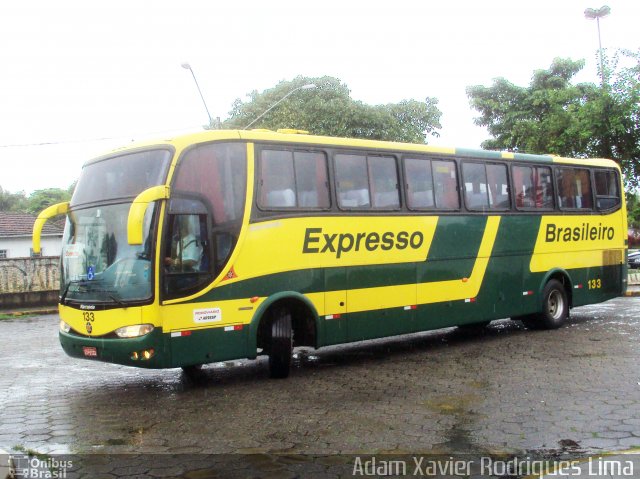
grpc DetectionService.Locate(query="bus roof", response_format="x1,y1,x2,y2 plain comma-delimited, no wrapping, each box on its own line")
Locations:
89,129,619,169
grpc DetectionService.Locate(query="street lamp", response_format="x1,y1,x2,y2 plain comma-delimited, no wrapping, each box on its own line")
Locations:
584,5,611,84
244,83,317,130
181,62,214,128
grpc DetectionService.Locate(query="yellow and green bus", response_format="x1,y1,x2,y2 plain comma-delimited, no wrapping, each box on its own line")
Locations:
33,129,628,378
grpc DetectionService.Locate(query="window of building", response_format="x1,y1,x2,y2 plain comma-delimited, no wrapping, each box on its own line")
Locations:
335,154,400,210
513,165,554,209
258,150,329,209
556,167,593,210
594,169,620,211
462,162,509,210
0,250,7,259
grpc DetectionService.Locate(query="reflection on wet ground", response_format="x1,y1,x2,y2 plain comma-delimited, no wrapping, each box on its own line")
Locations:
1,297,639,466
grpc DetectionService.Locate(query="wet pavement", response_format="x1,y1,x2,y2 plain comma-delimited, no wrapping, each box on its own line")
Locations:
1,297,640,477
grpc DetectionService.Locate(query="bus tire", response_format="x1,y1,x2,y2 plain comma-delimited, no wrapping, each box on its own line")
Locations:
268,307,293,379
522,279,569,330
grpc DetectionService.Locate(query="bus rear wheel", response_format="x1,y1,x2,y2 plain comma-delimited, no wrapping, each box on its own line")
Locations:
268,307,293,379
522,279,569,330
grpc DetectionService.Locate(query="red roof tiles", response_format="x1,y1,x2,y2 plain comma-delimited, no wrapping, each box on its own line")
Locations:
0,212,64,237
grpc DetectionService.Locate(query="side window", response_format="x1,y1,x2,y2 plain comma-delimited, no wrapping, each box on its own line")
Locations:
335,154,371,208
260,150,296,208
165,214,205,273
163,211,211,298
433,160,459,209
169,142,246,298
173,143,247,225
294,151,330,208
594,169,621,211
463,162,508,210
405,158,435,209
258,150,330,209
486,164,510,209
556,167,593,210
513,165,553,209
463,163,489,209
369,156,400,208
335,154,400,210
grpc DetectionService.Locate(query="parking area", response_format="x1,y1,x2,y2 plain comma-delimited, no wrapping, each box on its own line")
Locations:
1,297,639,477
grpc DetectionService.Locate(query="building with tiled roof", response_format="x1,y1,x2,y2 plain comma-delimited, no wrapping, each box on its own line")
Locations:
0,212,64,258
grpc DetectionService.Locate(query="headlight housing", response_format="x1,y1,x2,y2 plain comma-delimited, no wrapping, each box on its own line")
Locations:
59,320,71,333
115,324,154,338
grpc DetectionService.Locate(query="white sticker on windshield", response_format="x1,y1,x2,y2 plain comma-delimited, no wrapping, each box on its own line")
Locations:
193,307,222,323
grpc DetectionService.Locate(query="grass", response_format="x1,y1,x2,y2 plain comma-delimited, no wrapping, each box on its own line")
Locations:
0,311,40,320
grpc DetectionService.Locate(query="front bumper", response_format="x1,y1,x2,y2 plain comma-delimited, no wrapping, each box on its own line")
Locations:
59,328,170,368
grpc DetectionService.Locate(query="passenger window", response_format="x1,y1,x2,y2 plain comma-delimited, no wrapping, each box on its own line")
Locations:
462,162,508,211
260,150,296,208
433,160,459,209
594,170,620,211
369,156,400,208
486,164,509,209
258,150,330,209
294,151,330,208
513,165,553,209
335,154,400,210
405,158,435,209
463,163,489,209
556,167,593,210
335,154,371,208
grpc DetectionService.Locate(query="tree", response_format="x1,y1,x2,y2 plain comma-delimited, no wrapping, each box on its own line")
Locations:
467,52,640,188
25,188,72,214
627,192,640,228
223,76,442,144
467,58,595,155
0,187,27,212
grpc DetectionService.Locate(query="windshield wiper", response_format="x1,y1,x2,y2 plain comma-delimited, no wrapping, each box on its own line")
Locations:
107,292,127,308
60,280,90,304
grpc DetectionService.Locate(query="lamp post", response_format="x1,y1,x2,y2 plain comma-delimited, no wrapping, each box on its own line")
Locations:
584,5,611,84
181,63,214,128
244,83,317,130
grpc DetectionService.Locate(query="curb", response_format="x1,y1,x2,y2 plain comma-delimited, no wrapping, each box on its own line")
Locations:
0,308,58,317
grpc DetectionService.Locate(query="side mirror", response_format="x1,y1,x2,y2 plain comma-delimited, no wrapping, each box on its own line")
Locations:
127,186,170,245
32,202,69,254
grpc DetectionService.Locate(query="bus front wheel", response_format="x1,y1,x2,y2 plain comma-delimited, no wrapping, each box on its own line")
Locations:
268,307,293,379
522,279,569,330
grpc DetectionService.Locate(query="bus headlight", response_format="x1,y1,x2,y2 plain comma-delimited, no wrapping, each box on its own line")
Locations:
59,320,71,333
115,324,154,338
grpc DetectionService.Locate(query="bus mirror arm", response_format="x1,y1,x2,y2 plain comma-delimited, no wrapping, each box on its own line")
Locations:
127,186,171,245
32,201,70,254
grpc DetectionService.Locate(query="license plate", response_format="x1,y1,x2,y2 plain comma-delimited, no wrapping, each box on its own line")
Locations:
82,346,98,357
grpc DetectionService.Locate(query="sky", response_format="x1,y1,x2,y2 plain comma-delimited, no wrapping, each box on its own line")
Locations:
1,0,638,194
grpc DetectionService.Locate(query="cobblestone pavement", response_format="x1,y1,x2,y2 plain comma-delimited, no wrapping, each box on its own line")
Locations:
1,297,639,477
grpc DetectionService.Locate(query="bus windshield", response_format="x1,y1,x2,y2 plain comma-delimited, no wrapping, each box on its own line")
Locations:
60,148,171,305
60,202,156,305
71,149,172,206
